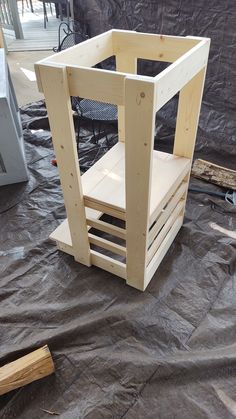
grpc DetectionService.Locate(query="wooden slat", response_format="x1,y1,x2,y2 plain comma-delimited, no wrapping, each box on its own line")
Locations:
148,182,187,245
89,233,126,257
51,235,127,280
147,200,184,264
67,65,126,105
85,199,126,221
86,217,126,240
125,77,156,290
35,31,113,92
50,217,127,279
145,216,183,289
83,156,125,213
38,30,113,67
0,345,54,396
155,39,210,111
38,64,91,266
116,51,137,141
50,212,127,263
149,162,190,226
90,250,127,280
112,30,201,63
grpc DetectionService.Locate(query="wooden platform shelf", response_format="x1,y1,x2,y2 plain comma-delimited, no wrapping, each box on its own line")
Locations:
35,30,210,291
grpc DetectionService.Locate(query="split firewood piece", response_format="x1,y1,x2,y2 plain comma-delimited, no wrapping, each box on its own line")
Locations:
0,345,55,396
191,159,236,190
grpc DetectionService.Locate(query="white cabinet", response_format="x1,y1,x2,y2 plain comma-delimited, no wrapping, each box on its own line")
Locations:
0,48,28,186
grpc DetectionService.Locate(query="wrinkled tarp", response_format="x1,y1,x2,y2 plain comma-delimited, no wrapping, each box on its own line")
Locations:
0,101,235,418
0,0,236,417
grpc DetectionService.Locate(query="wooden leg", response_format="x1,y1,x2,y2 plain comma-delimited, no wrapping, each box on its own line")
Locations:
174,67,207,160
116,53,137,142
174,67,207,212
39,65,91,266
125,78,156,290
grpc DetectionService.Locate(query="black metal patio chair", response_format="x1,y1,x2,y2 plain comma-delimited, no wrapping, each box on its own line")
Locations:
53,22,118,150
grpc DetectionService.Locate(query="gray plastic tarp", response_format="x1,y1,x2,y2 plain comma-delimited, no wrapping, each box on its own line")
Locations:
0,0,236,417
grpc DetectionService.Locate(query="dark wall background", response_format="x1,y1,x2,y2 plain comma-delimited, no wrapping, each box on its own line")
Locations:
74,0,236,164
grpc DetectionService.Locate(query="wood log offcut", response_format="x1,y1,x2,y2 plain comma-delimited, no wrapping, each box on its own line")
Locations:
191,159,236,190
0,345,54,396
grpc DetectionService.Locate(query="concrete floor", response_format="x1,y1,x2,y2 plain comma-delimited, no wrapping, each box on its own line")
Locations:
7,50,52,106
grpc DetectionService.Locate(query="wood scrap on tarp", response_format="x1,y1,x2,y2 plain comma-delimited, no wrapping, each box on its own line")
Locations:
0,345,54,396
191,159,236,190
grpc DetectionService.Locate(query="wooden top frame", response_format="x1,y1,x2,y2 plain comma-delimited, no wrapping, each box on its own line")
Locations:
35,29,210,112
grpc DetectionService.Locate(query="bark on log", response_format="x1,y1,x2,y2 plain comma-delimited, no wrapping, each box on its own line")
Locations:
191,159,236,190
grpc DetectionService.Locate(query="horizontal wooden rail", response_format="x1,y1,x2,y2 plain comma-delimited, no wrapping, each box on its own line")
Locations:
148,182,187,245
89,233,126,257
85,200,126,221
155,38,210,111
150,162,190,226
112,29,201,63
147,200,184,264
86,217,126,240
67,65,126,105
145,215,183,288
90,250,127,279
41,30,113,67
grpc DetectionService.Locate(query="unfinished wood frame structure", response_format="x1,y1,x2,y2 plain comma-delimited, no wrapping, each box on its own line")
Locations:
35,30,210,291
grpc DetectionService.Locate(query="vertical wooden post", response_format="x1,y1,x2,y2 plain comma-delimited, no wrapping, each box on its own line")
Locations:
38,64,91,266
125,78,156,290
116,53,137,142
174,67,207,159
173,67,207,213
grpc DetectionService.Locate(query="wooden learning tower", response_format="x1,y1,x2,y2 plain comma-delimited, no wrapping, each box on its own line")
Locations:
35,30,210,291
